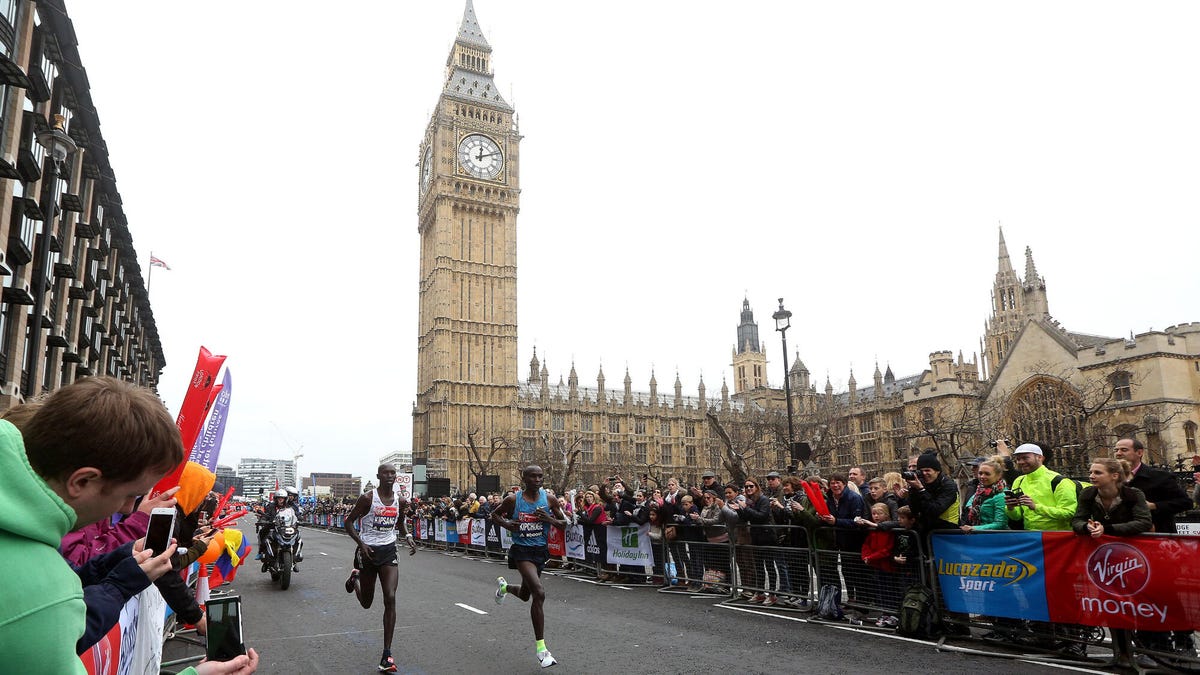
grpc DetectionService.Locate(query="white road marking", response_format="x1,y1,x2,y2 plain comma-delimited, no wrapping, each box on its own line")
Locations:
318,552,328,556
714,604,810,623
611,586,631,591
455,603,488,615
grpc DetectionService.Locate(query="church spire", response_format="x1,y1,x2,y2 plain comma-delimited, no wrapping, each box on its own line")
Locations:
998,226,1014,273
456,0,490,49
1024,246,1043,289
444,0,510,108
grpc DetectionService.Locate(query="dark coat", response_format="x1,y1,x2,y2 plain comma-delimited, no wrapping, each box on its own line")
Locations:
1071,485,1153,537
824,489,867,551
908,473,960,532
1127,464,1191,534
738,494,776,545
74,541,151,654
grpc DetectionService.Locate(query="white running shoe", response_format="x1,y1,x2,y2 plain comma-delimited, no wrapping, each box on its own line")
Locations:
537,650,557,668
495,576,507,605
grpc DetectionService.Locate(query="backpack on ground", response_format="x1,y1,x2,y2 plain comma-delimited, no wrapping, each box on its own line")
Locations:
817,584,844,620
897,584,940,638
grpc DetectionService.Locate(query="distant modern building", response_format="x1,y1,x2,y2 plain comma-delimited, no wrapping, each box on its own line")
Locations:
303,472,361,501
237,457,296,499
213,464,244,496
379,449,412,473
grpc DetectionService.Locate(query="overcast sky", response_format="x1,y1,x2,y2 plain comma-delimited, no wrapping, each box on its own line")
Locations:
66,1,1199,486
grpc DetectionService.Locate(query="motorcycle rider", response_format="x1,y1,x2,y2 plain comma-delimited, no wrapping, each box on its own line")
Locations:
256,489,300,571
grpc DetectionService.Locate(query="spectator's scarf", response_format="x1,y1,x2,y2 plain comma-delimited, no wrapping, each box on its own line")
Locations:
966,478,1006,526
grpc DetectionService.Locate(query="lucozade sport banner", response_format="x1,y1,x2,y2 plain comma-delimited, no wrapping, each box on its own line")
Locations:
933,531,1200,630
153,346,226,497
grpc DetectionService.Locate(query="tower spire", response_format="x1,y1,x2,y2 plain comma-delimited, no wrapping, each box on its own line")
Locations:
1024,246,1043,289
998,226,1014,273
457,0,490,49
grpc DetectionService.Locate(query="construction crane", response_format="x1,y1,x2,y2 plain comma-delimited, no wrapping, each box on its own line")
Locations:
270,421,305,493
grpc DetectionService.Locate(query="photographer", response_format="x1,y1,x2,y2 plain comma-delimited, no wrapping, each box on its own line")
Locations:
904,453,960,533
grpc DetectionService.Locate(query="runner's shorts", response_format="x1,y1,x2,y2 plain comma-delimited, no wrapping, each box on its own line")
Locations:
507,544,550,574
355,543,398,570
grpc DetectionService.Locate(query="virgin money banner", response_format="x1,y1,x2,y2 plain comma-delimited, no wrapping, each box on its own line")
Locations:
605,523,652,565
188,369,232,471
548,524,565,557
933,532,1200,630
458,519,471,544
564,524,585,560
1042,532,1200,631
153,346,226,496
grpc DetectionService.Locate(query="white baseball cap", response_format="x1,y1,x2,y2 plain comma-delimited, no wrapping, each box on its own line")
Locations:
1013,443,1043,456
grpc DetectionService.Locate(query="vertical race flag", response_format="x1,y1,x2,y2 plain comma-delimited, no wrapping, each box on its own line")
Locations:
152,347,226,497
189,369,232,471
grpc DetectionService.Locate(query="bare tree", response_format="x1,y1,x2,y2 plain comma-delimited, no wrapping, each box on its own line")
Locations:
792,394,853,474
705,407,788,485
465,428,517,488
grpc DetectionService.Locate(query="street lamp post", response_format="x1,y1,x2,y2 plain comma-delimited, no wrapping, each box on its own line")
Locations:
772,298,796,465
28,114,77,394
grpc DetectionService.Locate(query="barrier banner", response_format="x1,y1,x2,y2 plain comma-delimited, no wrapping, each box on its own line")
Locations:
435,519,447,542
423,519,433,539
548,524,565,556
188,369,232,471
153,346,226,497
125,585,166,675
1042,531,1200,630
458,519,471,544
500,524,513,548
583,524,604,565
486,520,502,552
564,524,585,560
933,531,1200,630
606,523,652,565
471,519,486,547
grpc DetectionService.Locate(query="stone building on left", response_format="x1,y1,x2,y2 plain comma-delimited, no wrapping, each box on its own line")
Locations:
0,1,164,408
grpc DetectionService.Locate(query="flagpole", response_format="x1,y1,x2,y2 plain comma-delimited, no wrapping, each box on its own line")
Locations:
147,250,154,296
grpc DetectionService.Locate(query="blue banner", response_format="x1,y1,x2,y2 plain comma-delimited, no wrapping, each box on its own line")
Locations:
188,369,232,471
931,532,1049,620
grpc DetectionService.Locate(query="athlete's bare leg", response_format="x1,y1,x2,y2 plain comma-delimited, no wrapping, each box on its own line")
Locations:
354,566,378,609
379,565,399,651
503,560,546,640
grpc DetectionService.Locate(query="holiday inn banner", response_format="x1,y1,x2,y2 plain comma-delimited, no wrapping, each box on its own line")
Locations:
933,531,1200,631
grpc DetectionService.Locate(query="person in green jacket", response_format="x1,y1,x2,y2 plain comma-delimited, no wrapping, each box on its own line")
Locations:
1004,443,1078,532
0,377,258,674
960,456,1009,532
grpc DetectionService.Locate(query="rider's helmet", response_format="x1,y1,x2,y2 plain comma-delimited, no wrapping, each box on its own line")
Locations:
274,489,287,504
285,486,299,499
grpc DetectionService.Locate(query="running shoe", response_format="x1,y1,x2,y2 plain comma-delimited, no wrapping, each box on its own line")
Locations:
537,649,557,668
378,653,397,672
749,593,768,604
495,576,507,605
344,569,359,594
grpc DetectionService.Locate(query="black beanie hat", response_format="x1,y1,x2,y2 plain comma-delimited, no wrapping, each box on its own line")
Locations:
916,453,941,472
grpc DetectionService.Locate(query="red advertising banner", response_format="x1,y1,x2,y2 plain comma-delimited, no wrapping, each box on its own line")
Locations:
152,346,226,497
1042,531,1200,631
548,523,565,556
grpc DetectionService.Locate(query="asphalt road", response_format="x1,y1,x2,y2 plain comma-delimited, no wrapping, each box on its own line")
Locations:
164,522,1107,675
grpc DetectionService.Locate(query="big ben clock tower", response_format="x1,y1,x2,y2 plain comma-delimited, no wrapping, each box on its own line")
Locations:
413,0,520,493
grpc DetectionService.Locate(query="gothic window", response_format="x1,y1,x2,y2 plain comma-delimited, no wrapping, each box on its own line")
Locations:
552,414,564,431
608,441,620,464
522,412,535,429
1003,377,1085,468
836,418,850,436
685,445,697,467
860,416,876,434
861,440,879,464
635,443,647,464
660,443,672,465
608,418,620,433
1110,371,1132,402
685,422,696,438
581,440,594,465
892,412,905,430
635,419,646,435
1185,422,1197,454
660,420,671,436
921,407,935,431
581,415,593,432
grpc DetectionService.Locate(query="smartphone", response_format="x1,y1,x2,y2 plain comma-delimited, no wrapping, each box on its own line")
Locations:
145,507,176,557
205,595,246,661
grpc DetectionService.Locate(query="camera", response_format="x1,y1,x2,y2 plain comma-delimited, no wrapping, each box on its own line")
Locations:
786,465,798,475
607,476,617,482
901,470,917,481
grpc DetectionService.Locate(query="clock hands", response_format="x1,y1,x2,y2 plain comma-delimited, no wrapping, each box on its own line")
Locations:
474,148,500,162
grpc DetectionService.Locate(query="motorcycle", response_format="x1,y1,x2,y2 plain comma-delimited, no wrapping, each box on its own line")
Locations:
257,506,303,590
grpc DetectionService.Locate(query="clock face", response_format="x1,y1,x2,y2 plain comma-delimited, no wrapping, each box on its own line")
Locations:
458,134,503,180
421,146,433,193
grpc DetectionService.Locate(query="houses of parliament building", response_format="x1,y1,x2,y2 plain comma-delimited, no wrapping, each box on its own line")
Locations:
413,3,1200,492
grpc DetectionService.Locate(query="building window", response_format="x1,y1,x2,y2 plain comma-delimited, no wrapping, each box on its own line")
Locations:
836,418,850,436
891,412,905,430
921,407,935,431
1110,371,1132,402
635,419,646,435
894,440,908,459
685,445,697,467
580,440,594,465
608,418,620,434
861,439,879,464
660,444,672,465
608,441,621,464
1185,422,1197,454
522,412,535,429
685,422,696,438
860,416,876,433
635,443,647,464
660,420,671,436
581,415,593,432
552,414,564,431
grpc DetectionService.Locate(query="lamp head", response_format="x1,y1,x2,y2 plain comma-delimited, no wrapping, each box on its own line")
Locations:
36,114,78,165
772,297,792,332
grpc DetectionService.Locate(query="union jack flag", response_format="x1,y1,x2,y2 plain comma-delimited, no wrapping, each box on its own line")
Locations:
149,255,171,270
